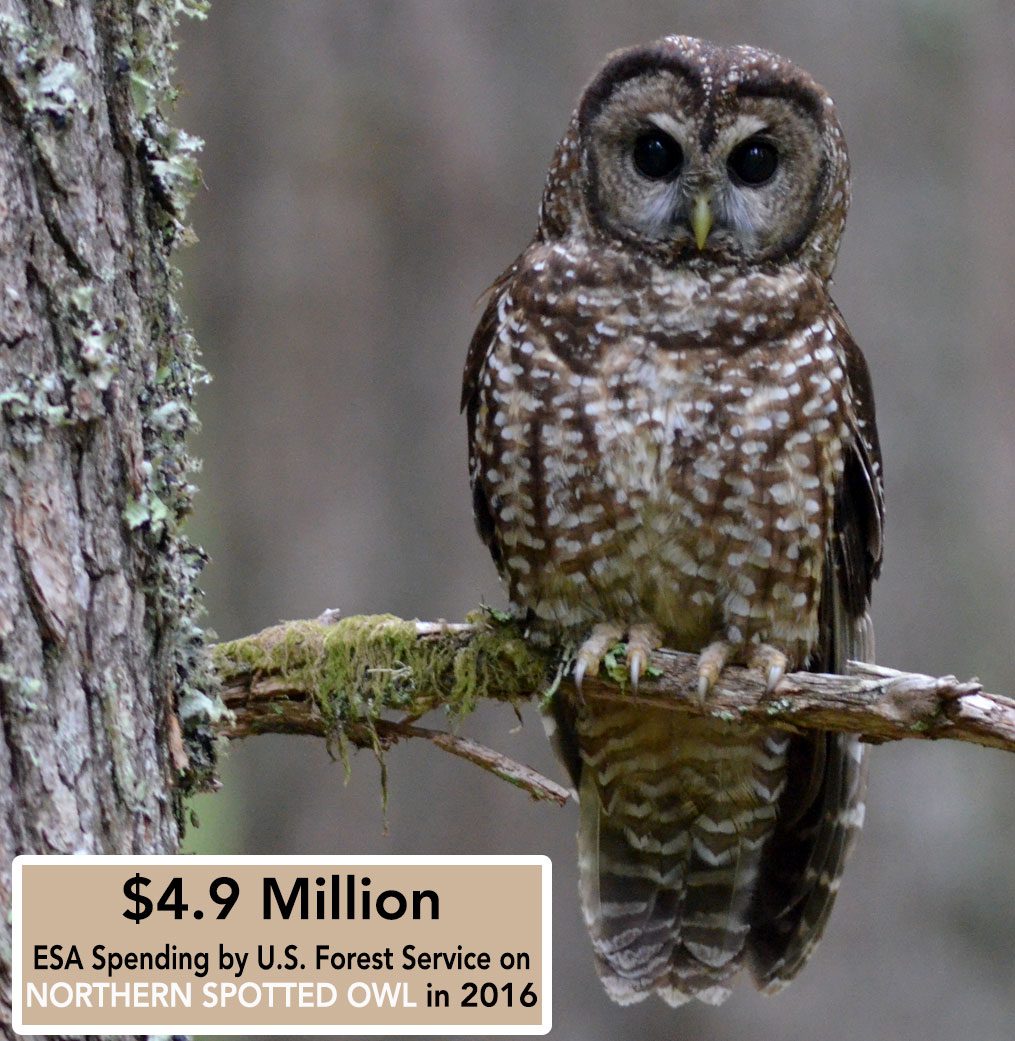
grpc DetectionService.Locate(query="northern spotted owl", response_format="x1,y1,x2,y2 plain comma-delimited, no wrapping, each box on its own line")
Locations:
463,36,884,1007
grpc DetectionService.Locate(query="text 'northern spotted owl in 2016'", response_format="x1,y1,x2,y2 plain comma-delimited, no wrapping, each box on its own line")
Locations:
463,35,884,1006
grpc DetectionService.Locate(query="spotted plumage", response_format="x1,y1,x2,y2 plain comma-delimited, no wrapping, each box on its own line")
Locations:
463,35,883,1007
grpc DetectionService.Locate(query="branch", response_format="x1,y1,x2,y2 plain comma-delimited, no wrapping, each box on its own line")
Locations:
373,719,570,806
211,613,1015,801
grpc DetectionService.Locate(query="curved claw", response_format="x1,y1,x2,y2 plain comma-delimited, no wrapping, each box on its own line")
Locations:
573,622,660,695
766,662,786,693
625,623,661,693
573,622,623,695
573,656,588,694
697,672,712,701
695,640,733,703
749,644,790,694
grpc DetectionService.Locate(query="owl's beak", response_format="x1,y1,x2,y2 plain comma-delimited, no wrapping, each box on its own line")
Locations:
691,194,714,250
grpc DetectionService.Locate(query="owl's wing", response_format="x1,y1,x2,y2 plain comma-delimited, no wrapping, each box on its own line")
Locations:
461,270,517,569
461,273,510,415
462,264,589,788
748,314,884,991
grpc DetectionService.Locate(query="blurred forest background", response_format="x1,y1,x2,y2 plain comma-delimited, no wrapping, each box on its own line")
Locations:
175,3,1014,1039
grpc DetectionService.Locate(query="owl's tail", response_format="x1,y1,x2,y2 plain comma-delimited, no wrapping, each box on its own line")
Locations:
576,708,789,1007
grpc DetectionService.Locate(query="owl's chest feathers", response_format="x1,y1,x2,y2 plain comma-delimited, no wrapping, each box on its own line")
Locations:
481,259,851,648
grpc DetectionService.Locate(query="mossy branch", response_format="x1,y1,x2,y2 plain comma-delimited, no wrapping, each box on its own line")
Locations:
211,612,570,804
210,612,1015,803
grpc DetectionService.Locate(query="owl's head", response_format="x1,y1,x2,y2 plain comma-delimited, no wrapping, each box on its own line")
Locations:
540,36,850,279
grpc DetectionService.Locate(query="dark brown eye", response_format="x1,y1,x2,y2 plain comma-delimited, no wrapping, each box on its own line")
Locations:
632,128,683,180
728,137,779,186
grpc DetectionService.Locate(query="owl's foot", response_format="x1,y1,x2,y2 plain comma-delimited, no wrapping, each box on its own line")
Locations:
748,643,789,693
573,622,662,693
696,640,732,700
573,623,623,693
696,640,789,700
626,623,663,691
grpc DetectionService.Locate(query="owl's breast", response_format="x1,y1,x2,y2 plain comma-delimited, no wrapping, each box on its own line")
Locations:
471,257,852,656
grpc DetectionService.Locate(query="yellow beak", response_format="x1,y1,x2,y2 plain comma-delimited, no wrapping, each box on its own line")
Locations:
691,194,713,250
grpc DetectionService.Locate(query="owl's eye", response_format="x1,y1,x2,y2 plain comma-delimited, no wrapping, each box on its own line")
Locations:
632,129,683,180
728,137,779,186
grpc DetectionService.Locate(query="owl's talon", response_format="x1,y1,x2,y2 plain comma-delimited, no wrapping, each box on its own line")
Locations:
573,656,589,694
696,641,790,699
695,640,733,701
573,622,624,693
626,622,661,692
749,644,789,693
574,622,660,693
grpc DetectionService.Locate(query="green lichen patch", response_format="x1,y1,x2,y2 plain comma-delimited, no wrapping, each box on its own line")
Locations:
0,664,43,706
599,642,662,688
0,16,85,127
108,0,218,797
215,614,555,740
0,377,66,436
458,612,554,716
173,0,211,20
602,644,626,685
765,697,793,716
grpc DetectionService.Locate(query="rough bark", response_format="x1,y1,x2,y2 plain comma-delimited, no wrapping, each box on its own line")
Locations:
214,615,1015,802
0,1,214,1036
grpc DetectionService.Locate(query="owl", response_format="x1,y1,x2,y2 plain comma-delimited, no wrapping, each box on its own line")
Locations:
462,36,883,1006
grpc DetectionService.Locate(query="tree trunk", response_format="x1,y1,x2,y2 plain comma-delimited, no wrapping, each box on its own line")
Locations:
0,1,214,1035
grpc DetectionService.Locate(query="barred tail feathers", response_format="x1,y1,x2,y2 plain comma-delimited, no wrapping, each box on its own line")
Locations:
746,606,874,991
577,706,788,1007
578,769,688,1005
747,731,867,991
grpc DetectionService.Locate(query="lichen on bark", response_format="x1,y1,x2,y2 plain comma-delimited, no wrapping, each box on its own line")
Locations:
0,1,216,1032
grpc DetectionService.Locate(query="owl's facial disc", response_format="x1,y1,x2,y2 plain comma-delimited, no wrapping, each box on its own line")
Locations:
577,54,843,270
